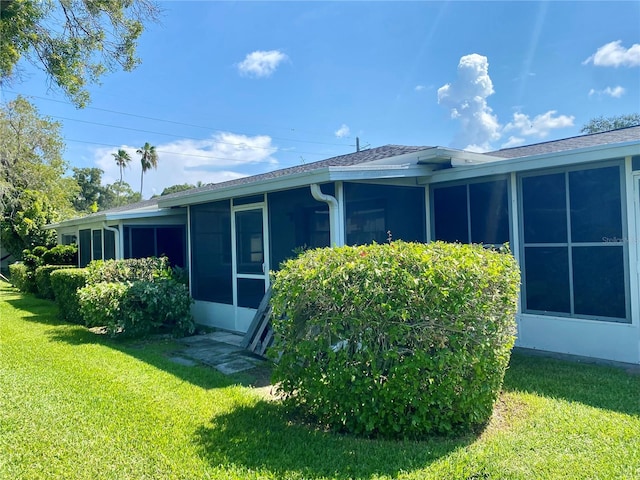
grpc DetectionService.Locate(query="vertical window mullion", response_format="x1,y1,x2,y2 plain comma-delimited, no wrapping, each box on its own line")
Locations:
565,172,575,316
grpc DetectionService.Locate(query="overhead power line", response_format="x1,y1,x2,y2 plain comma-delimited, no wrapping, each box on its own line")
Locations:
4,89,355,146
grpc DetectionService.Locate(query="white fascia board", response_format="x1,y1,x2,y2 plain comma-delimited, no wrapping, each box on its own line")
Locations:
422,142,640,184
45,214,107,230
158,164,437,208
327,164,434,181
158,169,335,207
417,147,503,166
104,207,186,222
46,207,186,230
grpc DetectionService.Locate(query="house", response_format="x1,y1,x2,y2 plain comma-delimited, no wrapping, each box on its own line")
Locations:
49,127,640,364
47,197,187,268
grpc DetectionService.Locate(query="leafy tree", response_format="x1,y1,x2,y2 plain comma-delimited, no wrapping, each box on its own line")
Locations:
73,168,141,212
112,149,132,184
72,167,106,213
137,142,158,196
105,181,142,207
161,183,195,196
0,0,160,107
0,96,77,258
581,113,640,134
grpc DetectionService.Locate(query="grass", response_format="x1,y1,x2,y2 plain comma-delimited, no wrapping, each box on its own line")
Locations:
1,280,639,479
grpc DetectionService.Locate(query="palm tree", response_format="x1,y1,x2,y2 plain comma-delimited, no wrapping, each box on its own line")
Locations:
112,149,132,184
136,142,158,196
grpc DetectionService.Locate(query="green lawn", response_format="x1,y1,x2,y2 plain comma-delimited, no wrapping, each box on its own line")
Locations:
1,280,639,479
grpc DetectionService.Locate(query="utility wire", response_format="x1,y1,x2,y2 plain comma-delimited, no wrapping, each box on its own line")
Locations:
4,89,355,146
50,114,337,157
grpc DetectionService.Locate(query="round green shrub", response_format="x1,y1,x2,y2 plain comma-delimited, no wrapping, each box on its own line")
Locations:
270,241,520,438
41,245,78,266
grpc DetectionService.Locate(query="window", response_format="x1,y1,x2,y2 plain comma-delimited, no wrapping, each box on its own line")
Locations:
520,163,627,322
432,178,510,245
190,201,233,304
79,229,91,267
92,230,103,261
61,234,77,245
123,226,185,267
104,230,116,260
344,183,425,245
268,186,332,268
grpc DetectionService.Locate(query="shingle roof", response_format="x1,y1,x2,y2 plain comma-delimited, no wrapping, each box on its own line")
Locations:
489,126,640,159
161,144,430,201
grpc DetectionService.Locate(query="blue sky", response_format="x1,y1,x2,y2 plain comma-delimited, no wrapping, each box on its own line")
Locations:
3,1,640,199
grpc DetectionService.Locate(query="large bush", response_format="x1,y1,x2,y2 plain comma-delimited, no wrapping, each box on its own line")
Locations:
50,268,88,324
78,279,194,338
35,265,76,299
270,241,520,438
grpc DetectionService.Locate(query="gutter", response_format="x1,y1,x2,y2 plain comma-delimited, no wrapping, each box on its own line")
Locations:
310,184,343,246
103,222,120,260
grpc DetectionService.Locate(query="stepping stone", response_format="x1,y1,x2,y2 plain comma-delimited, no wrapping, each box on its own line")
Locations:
215,358,260,375
167,356,198,367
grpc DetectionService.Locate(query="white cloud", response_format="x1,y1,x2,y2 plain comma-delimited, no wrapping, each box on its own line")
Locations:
414,85,426,92
237,50,288,78
439,54,575,151
94,133,278,199
437,54,501,152
503,111,575,138
588,85,626,98
583,40,640,67
334,124,350,138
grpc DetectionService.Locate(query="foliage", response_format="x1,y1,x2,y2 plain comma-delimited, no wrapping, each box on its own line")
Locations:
78,279,194,337
0,0,160,107
35,264,75,300
78,281,129,329
161,183,196,196
71,168,141,212
85,257,172,284
10,244,78,295
0,96,77,257
137,142,158,196
50,268,88,324
104,180,142,207
270,241,521,438
580,113,640,133
8,262,35,293
41,244,77,266
72,167,107,212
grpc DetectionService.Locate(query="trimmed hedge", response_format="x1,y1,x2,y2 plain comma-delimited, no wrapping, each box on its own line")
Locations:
41,244,77,266
86,257,172,284
50,268,88,324
270,241,520,438
35,265,76,300
8,263,36,294
78,279,194,338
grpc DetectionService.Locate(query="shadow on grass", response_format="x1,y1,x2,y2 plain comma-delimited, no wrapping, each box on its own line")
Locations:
5,293,68,327
503,351,640,417
194,399,473,479
46,324,251,391
3,287,247,390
